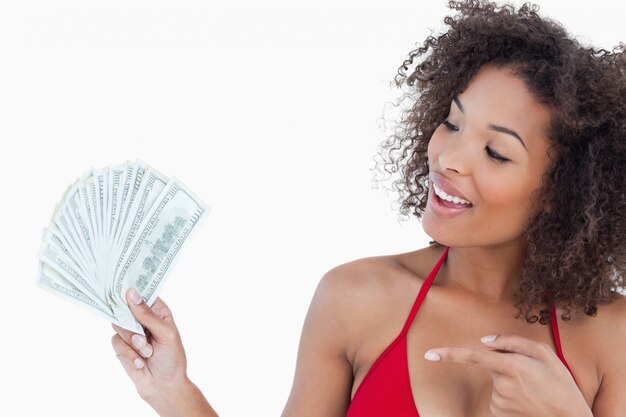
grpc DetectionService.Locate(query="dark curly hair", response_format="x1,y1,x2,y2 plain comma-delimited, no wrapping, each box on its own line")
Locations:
371,0,626,324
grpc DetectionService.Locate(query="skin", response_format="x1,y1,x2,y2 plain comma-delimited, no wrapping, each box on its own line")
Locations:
422,63,553,304
111,64,626,416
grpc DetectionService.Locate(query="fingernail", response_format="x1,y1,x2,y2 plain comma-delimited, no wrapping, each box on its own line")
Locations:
140,344,153,358
131,334,146,349
481,335,497,343
424,351,441,361
129,288,142,305
133,358,144,369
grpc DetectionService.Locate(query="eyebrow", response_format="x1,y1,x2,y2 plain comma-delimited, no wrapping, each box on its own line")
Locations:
453,96,527,150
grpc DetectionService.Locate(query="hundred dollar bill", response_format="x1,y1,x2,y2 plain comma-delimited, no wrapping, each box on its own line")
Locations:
108,164,168,313
37,160,210,334
108,164,127,253
113,165,167,276
37,260,115,321
37,239,110,312
113,178,209,333
63,183,99,278
111,162,135,246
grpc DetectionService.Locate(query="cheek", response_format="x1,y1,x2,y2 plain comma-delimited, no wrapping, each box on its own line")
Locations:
479,156,547,209
479,176,536,221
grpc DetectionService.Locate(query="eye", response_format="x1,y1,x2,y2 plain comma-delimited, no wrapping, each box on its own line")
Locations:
485,146,510,164
441,120,511,164
442,120,458,131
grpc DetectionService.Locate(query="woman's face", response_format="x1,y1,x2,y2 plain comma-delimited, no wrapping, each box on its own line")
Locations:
422,63,553,248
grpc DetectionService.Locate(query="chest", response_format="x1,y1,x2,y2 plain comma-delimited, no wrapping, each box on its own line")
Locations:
350,288,599,417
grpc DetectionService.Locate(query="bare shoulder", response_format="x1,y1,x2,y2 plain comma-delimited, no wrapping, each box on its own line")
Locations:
320,253,412,303
598,291,626,317
313,254,404,338
573,291,626,348
318,245,439,315
321,243,443,293
316,245,442,358
556,291,626,360
592,291,626,351
577,291,626,415
281,248,434,416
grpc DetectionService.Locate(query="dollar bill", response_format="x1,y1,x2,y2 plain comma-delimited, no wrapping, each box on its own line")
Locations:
36,160,210,335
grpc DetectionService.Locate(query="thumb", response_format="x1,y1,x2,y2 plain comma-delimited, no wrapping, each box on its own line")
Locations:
126,288,172,342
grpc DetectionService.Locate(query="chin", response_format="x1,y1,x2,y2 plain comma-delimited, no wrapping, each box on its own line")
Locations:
422,216,453,248
422,211,476,249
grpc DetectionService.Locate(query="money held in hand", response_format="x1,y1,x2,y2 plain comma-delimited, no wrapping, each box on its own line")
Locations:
36,160,210,334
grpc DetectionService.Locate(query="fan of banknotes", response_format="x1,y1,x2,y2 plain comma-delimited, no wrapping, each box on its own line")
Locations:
36,160,210,335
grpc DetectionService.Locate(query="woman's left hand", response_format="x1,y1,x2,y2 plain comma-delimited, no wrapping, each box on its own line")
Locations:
424,333,592,417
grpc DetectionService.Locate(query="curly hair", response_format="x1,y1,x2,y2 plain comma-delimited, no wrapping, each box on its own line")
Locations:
371,0,626,324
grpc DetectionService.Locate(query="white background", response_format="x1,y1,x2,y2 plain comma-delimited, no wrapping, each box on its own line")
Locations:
1,0,623,415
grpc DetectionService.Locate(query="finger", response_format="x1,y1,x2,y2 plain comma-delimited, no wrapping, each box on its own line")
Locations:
149,297,176,326
126,288,173,342
479,333,554,361
111,323,153,358
424,346,515,375
111,333,146,371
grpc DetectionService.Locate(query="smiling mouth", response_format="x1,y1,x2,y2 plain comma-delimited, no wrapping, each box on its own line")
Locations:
433,190,473,209
433,184,472,209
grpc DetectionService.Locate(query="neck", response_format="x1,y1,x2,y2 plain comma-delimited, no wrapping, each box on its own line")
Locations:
439,240,527,304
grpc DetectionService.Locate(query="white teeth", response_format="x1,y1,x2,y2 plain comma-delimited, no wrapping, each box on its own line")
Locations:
433,183,471,205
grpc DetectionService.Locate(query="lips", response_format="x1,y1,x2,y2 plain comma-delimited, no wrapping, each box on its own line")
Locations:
428,171,472,204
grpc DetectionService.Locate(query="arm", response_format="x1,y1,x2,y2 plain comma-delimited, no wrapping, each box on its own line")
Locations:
145,377,218,417
112,265,360,417
280,267,358,417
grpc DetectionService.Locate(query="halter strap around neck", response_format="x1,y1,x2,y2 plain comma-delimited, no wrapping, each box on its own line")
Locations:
551,304,578,385
400,246,449,337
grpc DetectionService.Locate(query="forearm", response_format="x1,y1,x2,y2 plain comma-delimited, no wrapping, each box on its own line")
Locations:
145,377,219,417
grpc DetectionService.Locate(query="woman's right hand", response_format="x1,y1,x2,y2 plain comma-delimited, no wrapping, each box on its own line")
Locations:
111,288,217,417
111,288,192,410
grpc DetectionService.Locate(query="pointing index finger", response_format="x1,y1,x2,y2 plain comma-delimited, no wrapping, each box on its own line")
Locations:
424,345,515,375
480,332,554,361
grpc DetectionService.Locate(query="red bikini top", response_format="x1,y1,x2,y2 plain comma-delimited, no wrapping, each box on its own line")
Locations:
346,246,578,417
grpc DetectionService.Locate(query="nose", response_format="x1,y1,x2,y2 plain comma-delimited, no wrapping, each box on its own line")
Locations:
438,132,472,176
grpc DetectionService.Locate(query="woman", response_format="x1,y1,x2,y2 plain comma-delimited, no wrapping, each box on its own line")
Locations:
110,1,626,416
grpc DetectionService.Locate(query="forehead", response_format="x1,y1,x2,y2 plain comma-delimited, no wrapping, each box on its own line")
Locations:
457,64,553,147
